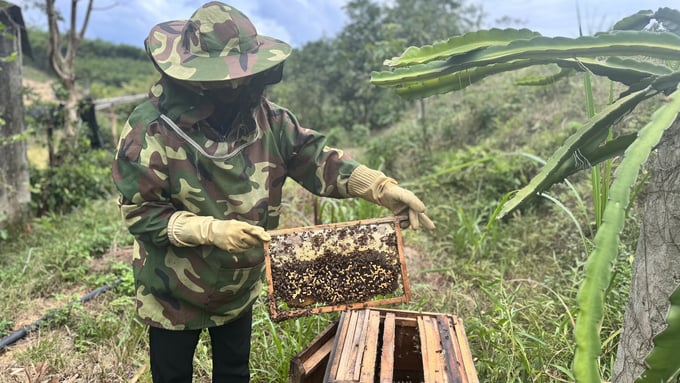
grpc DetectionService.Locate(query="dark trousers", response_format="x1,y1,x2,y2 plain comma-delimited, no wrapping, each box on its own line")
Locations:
148,309,253,383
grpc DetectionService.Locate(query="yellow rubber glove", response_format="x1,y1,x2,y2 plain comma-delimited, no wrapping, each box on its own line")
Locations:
168,211,271,252
348,165,435,230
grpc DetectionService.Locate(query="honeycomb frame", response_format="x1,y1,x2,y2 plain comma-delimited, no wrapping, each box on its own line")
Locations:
264,216,411,321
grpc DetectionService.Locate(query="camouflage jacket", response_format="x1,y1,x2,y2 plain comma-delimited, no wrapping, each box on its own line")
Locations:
112,79,359,330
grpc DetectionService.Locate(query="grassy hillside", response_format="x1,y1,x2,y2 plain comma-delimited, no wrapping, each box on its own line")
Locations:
23,28,157,100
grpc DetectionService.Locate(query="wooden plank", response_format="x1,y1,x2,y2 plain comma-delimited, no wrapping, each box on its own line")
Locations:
359,310,381,383
289,321,338,383
430,316,444,382
371,307,455,321
338,309,367,381
93,93,146,110
395,317,418,327
379,312,396,383
453,316,479,383
418,315,442,383
271,296,410,322
268,216,403,236
324,311,353,382
393,218,411,302
445,316,468,383
263,240,279,321
436,315,463,383
417,316,430,382
335,310,361,380
350,310,372,381
301,337,334,375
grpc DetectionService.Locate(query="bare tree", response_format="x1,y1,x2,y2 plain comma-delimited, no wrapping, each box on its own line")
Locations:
45,0,93,152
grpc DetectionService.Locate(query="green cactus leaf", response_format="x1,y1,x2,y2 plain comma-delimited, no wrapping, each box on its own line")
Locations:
384,28,541,67
620,72,680,99
386,56,673,100
514,67,574,86
557,133,638,180
635,284,680,383
498,87,655,218
556,57,673,87
371,31,680,87
392,59,542,99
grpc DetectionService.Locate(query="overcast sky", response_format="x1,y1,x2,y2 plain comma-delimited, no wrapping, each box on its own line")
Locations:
14,0,679,49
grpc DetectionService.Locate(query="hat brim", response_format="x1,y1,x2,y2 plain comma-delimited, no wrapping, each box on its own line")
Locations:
146,20,292,82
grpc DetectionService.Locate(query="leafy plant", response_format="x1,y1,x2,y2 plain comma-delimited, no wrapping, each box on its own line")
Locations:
317,196,387,224
371,7,680,383
0,211,8,241
29,148,115,215
0,318,12,337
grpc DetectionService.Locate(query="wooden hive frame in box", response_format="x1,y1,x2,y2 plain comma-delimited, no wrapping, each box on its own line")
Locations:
264,216,411,322
290,308,479,383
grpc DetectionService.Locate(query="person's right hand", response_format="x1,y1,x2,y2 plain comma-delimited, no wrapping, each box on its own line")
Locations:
209,219,271,252
168,211,270,252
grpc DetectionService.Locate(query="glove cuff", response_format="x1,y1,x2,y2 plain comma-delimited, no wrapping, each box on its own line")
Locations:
348,165,397,205
168,211,213,247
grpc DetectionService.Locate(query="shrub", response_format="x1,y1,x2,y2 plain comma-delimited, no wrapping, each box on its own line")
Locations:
30,148,115,216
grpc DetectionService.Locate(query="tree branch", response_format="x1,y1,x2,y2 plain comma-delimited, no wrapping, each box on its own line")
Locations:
46,0,68,81
79,0,94,41
64,0,77,74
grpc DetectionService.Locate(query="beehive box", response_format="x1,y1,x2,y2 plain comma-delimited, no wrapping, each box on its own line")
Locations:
289,308,479,383
289,321,339,383
264,217,410,322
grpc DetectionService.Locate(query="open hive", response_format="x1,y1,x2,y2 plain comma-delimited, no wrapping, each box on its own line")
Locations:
264,217,410,322
289,308,480,383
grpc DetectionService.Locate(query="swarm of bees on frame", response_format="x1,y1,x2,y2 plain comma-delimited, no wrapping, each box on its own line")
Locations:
268,221,403,309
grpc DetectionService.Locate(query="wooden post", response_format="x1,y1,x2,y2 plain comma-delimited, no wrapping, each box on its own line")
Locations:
109,109,117,146
0,2,31,227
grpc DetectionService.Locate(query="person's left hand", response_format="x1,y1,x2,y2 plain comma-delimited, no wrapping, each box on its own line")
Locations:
348,165,435,230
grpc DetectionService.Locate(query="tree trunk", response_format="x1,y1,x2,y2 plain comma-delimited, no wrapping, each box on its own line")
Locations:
46,0,94,152
0,4,31,227
63,79,80,149
612,120,680,382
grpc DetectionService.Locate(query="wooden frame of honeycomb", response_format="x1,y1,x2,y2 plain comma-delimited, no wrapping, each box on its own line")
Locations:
264,216,411,322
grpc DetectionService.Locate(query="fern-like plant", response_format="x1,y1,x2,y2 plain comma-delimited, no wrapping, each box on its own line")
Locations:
371,8,680,383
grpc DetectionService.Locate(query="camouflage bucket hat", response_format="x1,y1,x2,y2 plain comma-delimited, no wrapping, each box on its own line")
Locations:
145,2,292,82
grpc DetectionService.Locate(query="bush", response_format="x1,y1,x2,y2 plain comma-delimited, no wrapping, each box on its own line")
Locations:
30,149,115,216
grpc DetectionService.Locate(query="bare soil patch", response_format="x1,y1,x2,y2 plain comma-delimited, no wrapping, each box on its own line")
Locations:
22,78,56,105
